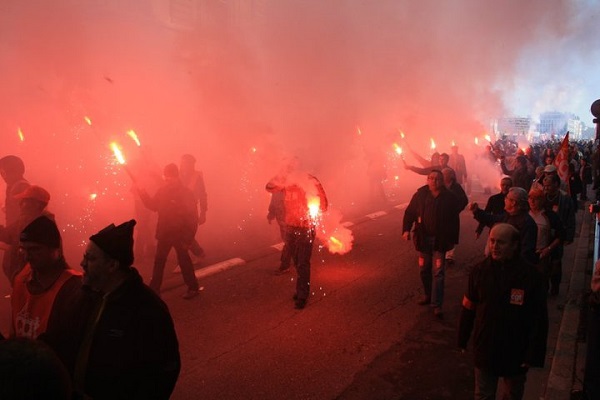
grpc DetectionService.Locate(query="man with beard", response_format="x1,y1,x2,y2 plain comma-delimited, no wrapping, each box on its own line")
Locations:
11,216,81,339
73,220,180,400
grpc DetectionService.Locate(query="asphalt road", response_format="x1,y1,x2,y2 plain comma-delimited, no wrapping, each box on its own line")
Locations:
161,201,488,400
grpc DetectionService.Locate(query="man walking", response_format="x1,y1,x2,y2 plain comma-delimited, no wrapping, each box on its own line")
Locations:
458,223,548,400
402,170,460,318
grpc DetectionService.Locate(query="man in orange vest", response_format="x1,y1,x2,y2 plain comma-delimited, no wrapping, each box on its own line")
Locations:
11,215,81,339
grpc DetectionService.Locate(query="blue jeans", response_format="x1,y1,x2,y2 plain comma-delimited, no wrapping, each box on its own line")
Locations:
418,236,446,308
474,368,526,400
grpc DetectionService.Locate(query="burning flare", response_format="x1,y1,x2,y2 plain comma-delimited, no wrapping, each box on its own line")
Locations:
430,138,436,151
17,127,24,142
307,196,321,220
126,130,141,147
110,142,126,164
393,143,403,156
84,116,92,126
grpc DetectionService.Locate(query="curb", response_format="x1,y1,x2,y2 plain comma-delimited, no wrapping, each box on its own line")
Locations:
545,208,592,399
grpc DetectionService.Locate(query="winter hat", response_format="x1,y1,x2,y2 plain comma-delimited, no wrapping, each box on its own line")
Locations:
20,216,61,249
89,220,136,266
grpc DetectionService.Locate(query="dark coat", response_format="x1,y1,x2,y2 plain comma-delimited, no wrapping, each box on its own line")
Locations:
458,256,548,376
140,179,198,243
83,270,180,399
475,192,506,236
403,185,460,252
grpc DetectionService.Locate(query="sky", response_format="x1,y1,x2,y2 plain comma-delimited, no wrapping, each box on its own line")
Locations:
0,0,599,262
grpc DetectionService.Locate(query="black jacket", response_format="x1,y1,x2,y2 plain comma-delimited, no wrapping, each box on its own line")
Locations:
403,185,460,252
458,256,548,376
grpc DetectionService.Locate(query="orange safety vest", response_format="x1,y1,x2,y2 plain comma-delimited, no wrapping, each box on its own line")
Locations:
11,264,80,339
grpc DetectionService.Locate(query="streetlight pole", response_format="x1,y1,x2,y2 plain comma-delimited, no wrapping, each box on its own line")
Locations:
593,99,600,141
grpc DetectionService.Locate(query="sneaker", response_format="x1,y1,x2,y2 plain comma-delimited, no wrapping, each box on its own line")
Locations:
417,296,431,305
433,307,444,319
182,289,200,300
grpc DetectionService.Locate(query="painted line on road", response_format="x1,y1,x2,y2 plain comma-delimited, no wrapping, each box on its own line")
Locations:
341,221,354,227
271,242,285,251
194,258,246,279
394,202,409,210
365,210,388,219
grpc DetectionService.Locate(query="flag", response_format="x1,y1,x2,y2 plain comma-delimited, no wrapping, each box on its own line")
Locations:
554,132,570,183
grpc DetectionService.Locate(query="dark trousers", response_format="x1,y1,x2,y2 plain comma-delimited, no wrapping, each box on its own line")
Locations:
286,227,315,301
474,368,527,400
150,238,198,293
279,222,292,270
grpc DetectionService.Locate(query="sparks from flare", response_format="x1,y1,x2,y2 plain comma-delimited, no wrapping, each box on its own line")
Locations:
451,140,456,147
430,138,436,151
84,116,92,126
484,134,492,142
17,127,24,142
474,137,479,145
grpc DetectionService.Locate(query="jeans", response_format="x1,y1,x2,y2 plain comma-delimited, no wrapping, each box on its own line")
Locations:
418,236,446,308
285,226,315,301
474,368,526,400
150,238,198,293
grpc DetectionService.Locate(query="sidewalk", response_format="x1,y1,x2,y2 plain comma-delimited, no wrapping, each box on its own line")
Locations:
542,205,592,399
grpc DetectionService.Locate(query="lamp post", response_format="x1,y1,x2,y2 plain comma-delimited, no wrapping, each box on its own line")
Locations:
592,99,600,141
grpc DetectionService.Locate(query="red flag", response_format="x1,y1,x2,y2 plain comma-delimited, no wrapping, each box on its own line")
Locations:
554,132,570,183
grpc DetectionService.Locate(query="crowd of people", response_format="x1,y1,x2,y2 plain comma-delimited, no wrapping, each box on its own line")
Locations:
401,137,597,399
0,135,597,399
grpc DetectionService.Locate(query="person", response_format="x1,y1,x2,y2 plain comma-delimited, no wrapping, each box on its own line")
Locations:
0,155,30,285
500,155,534,192
0,155,30,226
404,152,453,177
402,170,460,318
71,219,180,399
469,187,539,266
11,216,81,339
137,163,200,299
567,163,583,207
542,174,576,296
531,166,545,192
442,168,468,266
0,337,72,400
527,188,564,292
179,154,208,260
449,145,468,187
458,223,548,400
0,185,53,285
268,164,328,309
475,177,512,240
580,158,593,201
